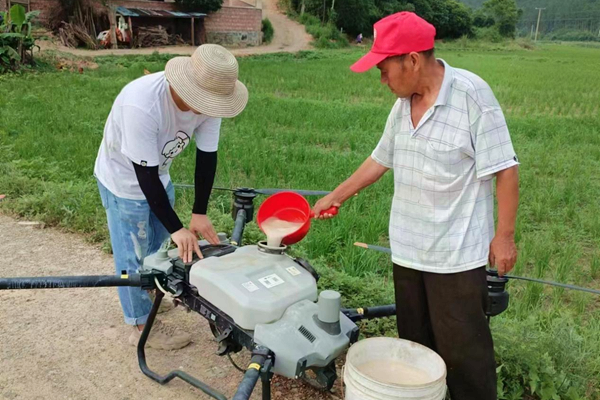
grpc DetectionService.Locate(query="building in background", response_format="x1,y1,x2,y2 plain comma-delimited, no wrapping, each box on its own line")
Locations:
1,0,263,47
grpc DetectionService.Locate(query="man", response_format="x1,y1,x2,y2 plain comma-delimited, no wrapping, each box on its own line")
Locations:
313,12,519,399
94,44,248,350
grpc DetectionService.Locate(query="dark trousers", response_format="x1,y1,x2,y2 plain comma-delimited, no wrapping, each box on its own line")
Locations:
393,265,497,400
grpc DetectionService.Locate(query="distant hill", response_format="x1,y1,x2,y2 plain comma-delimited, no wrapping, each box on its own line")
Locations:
459,0,600,34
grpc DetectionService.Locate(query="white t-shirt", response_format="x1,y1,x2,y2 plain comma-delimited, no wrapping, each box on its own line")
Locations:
94,72,221,200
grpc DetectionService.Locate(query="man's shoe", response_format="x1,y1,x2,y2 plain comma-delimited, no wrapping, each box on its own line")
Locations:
149,291,175,314
128,320,192,350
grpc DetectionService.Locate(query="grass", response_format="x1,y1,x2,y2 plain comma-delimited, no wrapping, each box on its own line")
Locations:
1,43,600,398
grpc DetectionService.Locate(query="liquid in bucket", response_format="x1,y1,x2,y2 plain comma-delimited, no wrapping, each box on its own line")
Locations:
357,360,431,386
261,217,304,247
344,337,447,400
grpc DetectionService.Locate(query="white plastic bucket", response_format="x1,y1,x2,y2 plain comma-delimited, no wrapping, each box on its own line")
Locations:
343,337,447,400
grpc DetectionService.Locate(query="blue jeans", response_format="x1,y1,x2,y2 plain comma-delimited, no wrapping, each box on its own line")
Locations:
97,180,175,326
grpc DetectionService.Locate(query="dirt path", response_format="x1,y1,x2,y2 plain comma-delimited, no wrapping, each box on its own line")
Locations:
236,0,312,55
0,215,343,400
38,0,311,57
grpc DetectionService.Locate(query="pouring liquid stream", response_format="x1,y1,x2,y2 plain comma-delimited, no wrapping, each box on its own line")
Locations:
261,217,304,247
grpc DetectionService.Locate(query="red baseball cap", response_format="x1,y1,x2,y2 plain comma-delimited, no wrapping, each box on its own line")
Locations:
350,12,436,73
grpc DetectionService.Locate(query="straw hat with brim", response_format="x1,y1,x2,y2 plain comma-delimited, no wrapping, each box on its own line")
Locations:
165,44,248,118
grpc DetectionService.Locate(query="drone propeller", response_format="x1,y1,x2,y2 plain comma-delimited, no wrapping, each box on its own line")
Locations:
353,243,600,295
173,184,331,196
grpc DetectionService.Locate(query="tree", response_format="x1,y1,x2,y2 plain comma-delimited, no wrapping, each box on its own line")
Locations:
333,0,381,36
428,0,473,38
333,0,473,38
374,0,408,17
175,0,223,13
291,0,326,16
473,8,495,28
482,0,521,37
445,0,473,38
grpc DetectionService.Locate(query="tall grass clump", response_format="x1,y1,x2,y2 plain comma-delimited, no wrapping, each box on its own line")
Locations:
298,14,348,49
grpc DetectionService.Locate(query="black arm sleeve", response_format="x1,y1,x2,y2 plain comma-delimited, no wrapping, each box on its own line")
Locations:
132,162,183,234
193,149,218,215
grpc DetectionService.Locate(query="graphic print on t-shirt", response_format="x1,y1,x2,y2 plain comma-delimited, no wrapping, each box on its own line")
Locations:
161,131,190,168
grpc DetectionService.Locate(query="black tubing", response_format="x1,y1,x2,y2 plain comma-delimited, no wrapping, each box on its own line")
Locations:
232,352,268,400
0,274,142,290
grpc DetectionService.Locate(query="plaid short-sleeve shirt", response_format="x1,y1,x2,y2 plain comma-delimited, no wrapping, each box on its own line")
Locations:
372,60,518,273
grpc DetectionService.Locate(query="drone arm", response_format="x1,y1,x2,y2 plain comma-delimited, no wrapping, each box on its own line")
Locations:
0,273,154,290
232,347,271,400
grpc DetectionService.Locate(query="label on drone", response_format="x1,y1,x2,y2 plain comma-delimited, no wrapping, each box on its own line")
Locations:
242,281,260,292
286,267,301,276
259,274,285,289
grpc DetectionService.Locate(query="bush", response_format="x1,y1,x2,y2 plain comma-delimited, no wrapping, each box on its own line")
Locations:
262,18,274,44
298,13,321,26
298,14,349,49
473,8,495,28
481,0,521,38
473,26,505,43
493,314,599,400
545,29,600,42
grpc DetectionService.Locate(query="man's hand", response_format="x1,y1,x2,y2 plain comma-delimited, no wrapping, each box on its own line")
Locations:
489,234,517,276
189,214,219,245
312,194,342,220
171,228,203,263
